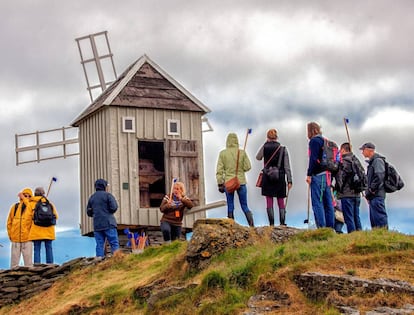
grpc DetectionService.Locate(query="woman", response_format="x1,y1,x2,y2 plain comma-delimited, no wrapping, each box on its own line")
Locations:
256,129,293,226
160,181,193,242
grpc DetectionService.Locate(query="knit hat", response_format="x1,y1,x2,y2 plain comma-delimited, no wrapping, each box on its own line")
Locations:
267,129,278,140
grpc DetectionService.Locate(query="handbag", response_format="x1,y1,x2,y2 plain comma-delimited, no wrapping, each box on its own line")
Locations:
255,172,263,187
225,149,241,193
260,145,284,184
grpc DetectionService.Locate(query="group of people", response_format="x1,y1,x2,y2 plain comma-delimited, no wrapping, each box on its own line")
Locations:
6,187,58,268
215,121,392,233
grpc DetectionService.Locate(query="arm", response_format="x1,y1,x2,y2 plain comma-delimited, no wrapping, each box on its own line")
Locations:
255,145,264,161
241,150,251,172
86,199,93,217
181,196,193,209
107,193,118,213
283,148,293,185
369,158,385,193
215,152,225,185
160,195,173,213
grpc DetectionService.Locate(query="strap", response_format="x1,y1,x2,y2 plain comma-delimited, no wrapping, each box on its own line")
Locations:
264,145,282,168
235,149,240,176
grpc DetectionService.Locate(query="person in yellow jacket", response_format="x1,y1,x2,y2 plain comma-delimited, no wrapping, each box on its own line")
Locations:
7,188,34,268
29,187,58,264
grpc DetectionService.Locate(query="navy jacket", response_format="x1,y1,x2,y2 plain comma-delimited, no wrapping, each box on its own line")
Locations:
87,179,118,231
307,135,325,176
365,153,386,200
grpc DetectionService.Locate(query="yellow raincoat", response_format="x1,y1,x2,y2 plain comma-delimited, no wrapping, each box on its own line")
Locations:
7,188,34,243
28,196,58,241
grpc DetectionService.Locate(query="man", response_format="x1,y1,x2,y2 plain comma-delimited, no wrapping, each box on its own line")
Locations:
29,187,58,264
7,188,34,268
335,142,363,233
87,179,119,258
216,132,254,227
306,122,335,228
360,142,388,229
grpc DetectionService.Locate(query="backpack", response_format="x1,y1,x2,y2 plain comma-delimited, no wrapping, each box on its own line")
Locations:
320,137,340,173
382,159,404,193
33,198,56,227
349,155,367,193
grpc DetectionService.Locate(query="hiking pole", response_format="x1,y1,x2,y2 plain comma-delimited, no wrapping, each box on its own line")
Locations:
46,177,57,197
242,128,252,150
304,184,310,224
169,177,178,201
285,186,291,211
343,117,352,151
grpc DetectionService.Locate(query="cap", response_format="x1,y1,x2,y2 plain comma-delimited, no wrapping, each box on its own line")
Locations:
359,142,375,150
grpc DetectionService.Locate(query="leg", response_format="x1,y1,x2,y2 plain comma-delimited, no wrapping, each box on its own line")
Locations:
160,221,172,242
341,198,356,233
225,190,235,219
33,240,42,263
170,225,182,241
10,242,21,268
237,185,254,227
105,228,120,254
353,197,362,231
94,230,106,257
322,180,335,229
45,240,54,263
277,197,286,226
266,196,274,226
22,241,33,267
310,175,326,228
370,197,388,229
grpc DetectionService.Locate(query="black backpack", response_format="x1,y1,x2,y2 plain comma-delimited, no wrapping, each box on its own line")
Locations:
320,137,340,173
382,159,404,193
33,198,56,227
349,155,367,193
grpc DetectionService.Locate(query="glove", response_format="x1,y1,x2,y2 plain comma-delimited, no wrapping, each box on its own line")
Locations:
218,184,225,193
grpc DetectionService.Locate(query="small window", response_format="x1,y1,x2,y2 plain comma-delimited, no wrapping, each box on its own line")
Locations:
122,117,135,133
167,119,180,136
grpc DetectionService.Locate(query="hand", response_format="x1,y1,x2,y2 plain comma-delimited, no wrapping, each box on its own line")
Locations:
218,184,225,193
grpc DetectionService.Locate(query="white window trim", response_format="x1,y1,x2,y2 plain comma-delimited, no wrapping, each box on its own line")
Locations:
122,116,135,133
167,119,180,136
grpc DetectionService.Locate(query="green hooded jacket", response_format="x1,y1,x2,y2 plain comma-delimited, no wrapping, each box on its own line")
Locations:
216,133,251,185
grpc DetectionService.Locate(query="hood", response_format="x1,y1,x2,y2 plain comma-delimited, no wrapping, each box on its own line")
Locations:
226,133,239,148
95,179,108,191
21,188,33,197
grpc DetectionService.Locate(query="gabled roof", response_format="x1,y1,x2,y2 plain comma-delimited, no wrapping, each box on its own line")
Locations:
71,54,210,126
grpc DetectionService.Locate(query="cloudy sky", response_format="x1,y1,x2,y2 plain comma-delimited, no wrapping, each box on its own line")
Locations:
1,1,413,266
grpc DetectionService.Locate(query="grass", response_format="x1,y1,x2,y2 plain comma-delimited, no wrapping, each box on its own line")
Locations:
0,228,413,315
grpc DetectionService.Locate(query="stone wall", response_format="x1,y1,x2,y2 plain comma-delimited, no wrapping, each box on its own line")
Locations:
0,257,97,308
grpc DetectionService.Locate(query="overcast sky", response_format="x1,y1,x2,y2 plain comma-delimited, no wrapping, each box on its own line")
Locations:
0,0,413,261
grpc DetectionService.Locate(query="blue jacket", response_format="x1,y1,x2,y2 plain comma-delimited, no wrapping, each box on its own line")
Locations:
307,135,325,176
86,179,118,231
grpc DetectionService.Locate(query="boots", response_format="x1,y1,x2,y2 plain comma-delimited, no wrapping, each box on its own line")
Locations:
279,208,287,226
245,211,254,227
228,212,234,220
266,207,275,226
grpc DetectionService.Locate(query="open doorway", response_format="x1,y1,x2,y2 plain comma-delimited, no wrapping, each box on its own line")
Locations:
138,140,165,207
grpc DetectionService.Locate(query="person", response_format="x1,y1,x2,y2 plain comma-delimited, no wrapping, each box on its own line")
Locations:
332,191,345,234
87,179,120,258
216,132,254,227
6,188,34,268
256,128,293,226
159,181,193,242
306,122,335,229
359,142,388,229
335,142,363,233
29,187,58,264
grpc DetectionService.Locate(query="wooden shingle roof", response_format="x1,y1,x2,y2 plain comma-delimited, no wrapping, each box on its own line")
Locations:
71,54,210,126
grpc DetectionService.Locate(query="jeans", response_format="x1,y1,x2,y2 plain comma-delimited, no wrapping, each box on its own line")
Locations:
94,227,120,257
310,173,335,228
160,221,182,242
341,197,362,233
225,184,251,217
33,240,54,264
369,197,388,229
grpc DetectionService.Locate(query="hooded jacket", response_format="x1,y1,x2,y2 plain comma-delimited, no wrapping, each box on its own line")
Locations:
365,153,386,200
216,133,251,185
28,196,58,241
7,188,34,243
86,179,118,231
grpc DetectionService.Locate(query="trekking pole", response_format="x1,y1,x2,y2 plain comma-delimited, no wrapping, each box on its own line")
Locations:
343,117,352,151
242,128,252,150
46,177,58,197
169,178,178,201
304,184,310,225
285,186,290,211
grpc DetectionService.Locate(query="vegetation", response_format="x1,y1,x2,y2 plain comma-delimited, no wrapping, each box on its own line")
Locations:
1,228,413,315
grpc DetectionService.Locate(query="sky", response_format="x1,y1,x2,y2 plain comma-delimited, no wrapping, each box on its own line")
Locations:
1,0,413,268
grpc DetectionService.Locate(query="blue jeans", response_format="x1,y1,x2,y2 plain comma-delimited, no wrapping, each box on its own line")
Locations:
369,197,388,229
341,197,362,233
94,228,120,257
33,240,53,264
310,173,335,228
225,184,251,216
160,221,182,242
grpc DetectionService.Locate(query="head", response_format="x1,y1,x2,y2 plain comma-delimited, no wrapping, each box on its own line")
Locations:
173,181,186,197
307,122,321,139
95,178,108,191
225,133,239,148
359,142,375,159
267,129,278,141
34,187,45,197
340,142,351,154
21,188,33,199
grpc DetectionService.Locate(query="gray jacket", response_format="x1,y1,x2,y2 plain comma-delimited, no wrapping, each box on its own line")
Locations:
365,153,386,200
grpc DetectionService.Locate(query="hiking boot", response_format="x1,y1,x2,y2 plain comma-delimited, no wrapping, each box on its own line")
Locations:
266,207,274,226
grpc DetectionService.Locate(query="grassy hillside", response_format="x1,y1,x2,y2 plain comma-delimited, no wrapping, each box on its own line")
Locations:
1,228,413,315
